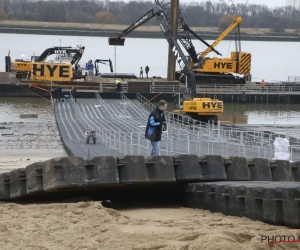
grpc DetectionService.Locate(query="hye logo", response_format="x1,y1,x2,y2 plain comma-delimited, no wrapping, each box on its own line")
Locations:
32,64,70,78
202,102,223,109
54,50,67,54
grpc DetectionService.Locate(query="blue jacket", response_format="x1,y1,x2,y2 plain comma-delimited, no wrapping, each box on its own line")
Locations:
145,107,166,142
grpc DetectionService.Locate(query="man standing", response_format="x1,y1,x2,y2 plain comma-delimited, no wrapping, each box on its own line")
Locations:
145,65,149,78
115,79,121,91
71,86,77,103
57,85,62,102
140,67,143,78
53,87,59,103
145,100,167,156
261,79,266,91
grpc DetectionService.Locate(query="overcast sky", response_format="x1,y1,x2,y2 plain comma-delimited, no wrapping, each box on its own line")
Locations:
182,0,285,8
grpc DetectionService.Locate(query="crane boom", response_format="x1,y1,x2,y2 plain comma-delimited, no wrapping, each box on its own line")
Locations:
200,16,242,58
155,0,221,63
108,1,224,122
115,9,157,38
109,6,196,97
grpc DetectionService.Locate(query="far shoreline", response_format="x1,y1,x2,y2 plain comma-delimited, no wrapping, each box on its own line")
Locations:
0,20,299,42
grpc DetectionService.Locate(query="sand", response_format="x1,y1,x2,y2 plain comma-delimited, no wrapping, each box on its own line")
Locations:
0,201,300,250
1,115,300,249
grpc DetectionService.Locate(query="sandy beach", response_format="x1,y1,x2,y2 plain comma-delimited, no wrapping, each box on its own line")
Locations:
1,99,300,249
0,199,300,249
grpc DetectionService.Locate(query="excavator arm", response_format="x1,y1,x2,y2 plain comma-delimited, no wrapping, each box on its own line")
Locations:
156,11,196,97
70,46,85,68
155,0,220,64
109,1,224,122
200,16,242,59
36,45,85,68
182,25,222,57
109,6,196,97
157,0,242,66
94,59,113,76
199,0,243,59
37,46,72,61
155,0,221,64
109,9,158,46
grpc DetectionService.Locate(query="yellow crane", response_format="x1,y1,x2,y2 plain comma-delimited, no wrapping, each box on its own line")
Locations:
184,0,252,84
109,1,223,123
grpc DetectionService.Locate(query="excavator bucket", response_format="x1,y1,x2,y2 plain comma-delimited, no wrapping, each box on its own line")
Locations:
108,37,125,46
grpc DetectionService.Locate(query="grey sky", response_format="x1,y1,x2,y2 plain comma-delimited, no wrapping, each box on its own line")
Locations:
182,0,285,8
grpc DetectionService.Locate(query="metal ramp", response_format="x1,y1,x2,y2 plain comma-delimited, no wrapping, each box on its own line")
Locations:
54,100,121,158
53,93,300,161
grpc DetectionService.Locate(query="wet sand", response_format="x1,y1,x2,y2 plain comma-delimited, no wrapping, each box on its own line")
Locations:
0,121,67,173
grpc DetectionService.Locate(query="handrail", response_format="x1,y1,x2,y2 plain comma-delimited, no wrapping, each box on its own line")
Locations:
60,93,300,160
149,84,300,93
287,76,300,83
99,82,128,93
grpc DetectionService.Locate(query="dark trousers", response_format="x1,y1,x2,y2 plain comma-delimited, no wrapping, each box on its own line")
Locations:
72,94,77,102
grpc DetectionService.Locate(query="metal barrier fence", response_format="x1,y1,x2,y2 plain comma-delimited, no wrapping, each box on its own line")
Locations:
67,93,300,160
288,76,300,83
149,84,300,93
99,82,128,93
135,93,300,160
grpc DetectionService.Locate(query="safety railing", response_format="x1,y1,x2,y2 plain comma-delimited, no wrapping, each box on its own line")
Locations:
99,83,116,93
287,76,300,83
50,92,54,111
95,92,147,133
274,117,300,141
149,84,300,93
120,93,149,118
67,93,300,160
99,82,128,93
137,93,300,160
149,85,180,93
95,92,115,118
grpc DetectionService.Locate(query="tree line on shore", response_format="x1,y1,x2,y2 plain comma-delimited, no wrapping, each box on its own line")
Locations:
0,0,299,31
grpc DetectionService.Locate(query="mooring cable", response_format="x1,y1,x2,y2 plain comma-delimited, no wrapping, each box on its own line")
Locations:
12,82,51,102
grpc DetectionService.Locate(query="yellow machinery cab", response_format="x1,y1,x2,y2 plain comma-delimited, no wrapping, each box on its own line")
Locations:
174,90,223,123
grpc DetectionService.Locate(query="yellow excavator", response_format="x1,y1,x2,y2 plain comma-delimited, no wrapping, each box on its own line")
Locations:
30,46,85,82
108,1,223,122
12,46,85,81
177,0,251,84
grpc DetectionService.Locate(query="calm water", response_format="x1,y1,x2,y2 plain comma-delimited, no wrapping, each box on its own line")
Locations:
0,97,53,123
219,103,300,125
151,101,300,125
0,33,299,82
0,98,300,125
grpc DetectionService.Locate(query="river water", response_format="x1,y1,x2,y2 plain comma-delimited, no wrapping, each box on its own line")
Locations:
150,101,300,125
0,97,53,123
1,97,300,126
0,33,299,82
219,103,300,125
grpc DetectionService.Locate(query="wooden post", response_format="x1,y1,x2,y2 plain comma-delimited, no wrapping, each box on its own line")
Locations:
167,0,179,81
